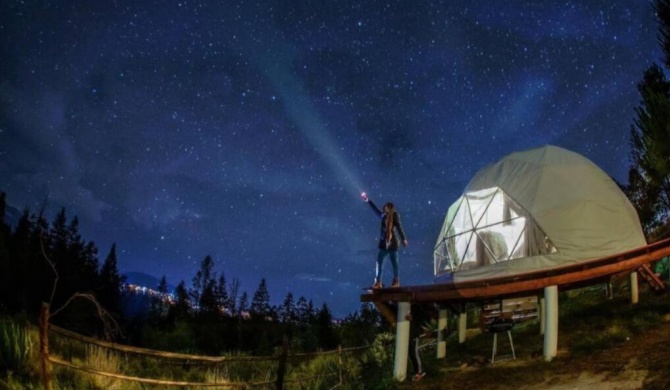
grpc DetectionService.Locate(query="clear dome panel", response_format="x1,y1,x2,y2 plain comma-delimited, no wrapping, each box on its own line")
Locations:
434,186,557,277
465,187,498,228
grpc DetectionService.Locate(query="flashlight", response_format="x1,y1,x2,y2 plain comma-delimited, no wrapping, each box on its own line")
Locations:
360,192,368,201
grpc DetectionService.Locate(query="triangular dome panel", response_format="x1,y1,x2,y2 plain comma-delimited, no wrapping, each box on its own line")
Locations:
434,186,556,273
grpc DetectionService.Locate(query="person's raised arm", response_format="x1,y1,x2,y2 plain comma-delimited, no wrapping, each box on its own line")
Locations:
361,192,382,218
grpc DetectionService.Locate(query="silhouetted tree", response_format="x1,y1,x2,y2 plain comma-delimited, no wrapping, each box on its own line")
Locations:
250,278,273,320
278,292,298,324
215,273,229,314
238,291,249,315
7,207,52,314
149,275,172,327
623,166,663,235
0,192,12,312
626,1,670,237
228,277,241,315
171,281,191,321
190,255,216,310
656,0,670,69
630,65,670,225
44,209,100,333
339,303,383,346
98,243,126,320
296,296,315,325
315,303,339,349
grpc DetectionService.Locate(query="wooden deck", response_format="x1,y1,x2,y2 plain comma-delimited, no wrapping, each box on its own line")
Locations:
361,237,670,306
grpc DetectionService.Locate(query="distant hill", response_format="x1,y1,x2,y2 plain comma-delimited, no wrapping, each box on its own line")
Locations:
124,272,176,294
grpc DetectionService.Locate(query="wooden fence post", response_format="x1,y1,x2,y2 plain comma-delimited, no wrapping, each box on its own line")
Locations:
39,302,52,390
338,344,343,386
275,334,289,390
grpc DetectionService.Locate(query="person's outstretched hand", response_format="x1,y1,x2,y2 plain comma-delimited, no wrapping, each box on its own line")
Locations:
361,192,369,202
403,239,408,247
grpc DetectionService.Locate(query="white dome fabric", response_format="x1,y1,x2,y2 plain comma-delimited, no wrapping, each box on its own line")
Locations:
433,145,646,283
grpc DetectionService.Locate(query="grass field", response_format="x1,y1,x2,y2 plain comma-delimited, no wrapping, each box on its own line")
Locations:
399,284,670,390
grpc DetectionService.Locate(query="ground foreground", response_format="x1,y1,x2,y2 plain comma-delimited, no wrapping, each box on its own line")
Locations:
400,298,670,390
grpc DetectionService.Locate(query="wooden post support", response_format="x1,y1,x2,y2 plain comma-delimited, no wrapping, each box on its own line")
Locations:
437,308,448,358
543,286,558,361
630,272,639,304
275,334,289,390
393,302,410,381
338,344,343,385
373,301,397,326
39,302,52,390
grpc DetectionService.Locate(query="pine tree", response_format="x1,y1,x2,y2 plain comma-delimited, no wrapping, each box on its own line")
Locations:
157,275,169,294
656,0,670,69
190,255,216,311
631,65,670,219
49,209,100,309
250,278,272,320
171,281,191,320
0,191,5,225
315,303,339,349
98,243,126,319
199,278,218,316
215,273,230,314
7,209,36,312
238,291,249,316
623,166,663,234
278,292,298,324
627,1,670,236
228,277,241,315
151,275,171,324
0,192,10,309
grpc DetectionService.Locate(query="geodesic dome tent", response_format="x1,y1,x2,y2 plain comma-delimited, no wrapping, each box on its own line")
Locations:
433,145,646,283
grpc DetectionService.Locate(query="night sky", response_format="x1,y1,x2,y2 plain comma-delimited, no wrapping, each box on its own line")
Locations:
0,1,661,317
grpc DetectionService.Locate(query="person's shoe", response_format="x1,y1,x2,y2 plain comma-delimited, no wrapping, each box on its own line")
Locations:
391,277,400,287
412,372,426,381
372,280,383,289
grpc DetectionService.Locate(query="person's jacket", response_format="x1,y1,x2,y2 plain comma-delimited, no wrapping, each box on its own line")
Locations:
367,200,407,251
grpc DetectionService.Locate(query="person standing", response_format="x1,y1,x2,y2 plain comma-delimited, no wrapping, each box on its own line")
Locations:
361,193,408,288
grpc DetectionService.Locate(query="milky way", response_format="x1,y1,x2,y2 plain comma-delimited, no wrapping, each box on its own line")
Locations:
0,1,661,316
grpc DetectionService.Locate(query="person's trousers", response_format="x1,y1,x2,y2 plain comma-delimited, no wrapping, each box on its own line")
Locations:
375,249,398,280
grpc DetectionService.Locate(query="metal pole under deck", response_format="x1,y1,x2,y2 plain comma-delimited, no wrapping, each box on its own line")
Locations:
437,308,448,358
630,272,639,304
543,285,558,361
393,302,410,381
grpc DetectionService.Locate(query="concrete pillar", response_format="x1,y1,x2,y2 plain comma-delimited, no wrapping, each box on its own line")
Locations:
393,302,410,381
539,296,545,335
630,272,639,304
543,285,558,361
458,312,467,344
437,308,448,358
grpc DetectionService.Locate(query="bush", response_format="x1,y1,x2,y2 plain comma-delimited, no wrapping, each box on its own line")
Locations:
0,317,35,376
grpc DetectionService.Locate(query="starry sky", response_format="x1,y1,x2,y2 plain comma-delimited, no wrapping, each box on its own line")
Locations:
0,1,662,317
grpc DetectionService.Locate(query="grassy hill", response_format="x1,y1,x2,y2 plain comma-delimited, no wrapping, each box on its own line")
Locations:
399,283,670,390
2,277,669,389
